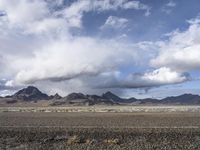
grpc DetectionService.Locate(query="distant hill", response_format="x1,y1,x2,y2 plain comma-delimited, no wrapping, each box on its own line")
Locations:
49,93,62,100
102,91,122,102
1,86,200,106
102,91,137,103
66,93,87,100
12,86,49,101
58,92,116,106
162,94,200,104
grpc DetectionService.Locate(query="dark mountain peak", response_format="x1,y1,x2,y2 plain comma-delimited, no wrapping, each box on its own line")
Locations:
162,93,200,104
102,91,122,102
102,91,114,97
104,91,114,95
27,86,38,89
16,86,40,95
13,86,49,101
4,86,200,105
163,93,197,100
54,93,62,99
180,93,197,97
66,92,86,100
49,93,62,100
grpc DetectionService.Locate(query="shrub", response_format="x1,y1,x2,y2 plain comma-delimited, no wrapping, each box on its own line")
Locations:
66,135,81,145
103,138,120,145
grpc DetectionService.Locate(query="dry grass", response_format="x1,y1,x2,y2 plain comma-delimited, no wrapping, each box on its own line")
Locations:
103,138,120,145
66,135,81,145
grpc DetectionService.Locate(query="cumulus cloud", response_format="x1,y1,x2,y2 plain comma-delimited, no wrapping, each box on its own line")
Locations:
101,16,128,30
0,0,69,36
0,0,149,93
34,67,188,96
61,0,150,27
0,79,19,91
97,67,189,89
151,17,200,72
0,78,19,96
0,0,150,35
140,67,189,85
122,0,151,16
0,0,49,25
0,0,194,96
0,1,153,89
11,38,137,84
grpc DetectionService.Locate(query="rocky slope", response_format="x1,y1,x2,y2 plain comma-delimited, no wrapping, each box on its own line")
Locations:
1,86,200,106
12,86,49,101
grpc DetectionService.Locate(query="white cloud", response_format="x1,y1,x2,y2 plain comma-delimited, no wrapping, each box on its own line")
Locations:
151,17,200,72
94,0,150,13
0,79,19,92
0,0,49,25
31,67,189,96
101,16,128,29
162,0,176,14
141,67,187,84
0,0,70,36
0,0,194,96
122,1,151,16
61,0,90,28
0,0,152,94
24,18,67,34
98,67,189,89
9,37,138,85
0,0,150,31
166,1,176,7
61,0,150,27
0,90,14,96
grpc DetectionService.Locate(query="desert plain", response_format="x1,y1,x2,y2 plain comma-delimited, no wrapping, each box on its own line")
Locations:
1,106,200,150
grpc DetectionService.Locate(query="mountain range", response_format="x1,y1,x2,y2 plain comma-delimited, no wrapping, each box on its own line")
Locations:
1,86,200,106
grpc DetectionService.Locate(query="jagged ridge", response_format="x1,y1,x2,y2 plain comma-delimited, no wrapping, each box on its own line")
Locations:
1,86,200,105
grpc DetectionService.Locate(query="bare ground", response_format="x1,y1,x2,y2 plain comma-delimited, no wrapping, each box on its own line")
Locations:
0,111,200,150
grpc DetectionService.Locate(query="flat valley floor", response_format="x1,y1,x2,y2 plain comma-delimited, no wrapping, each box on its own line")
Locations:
1,110,200,149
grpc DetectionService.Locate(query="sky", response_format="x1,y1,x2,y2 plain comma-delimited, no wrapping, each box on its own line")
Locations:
1,0,200,98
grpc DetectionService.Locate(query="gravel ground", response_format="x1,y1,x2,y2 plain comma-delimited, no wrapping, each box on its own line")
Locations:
0,112,200,150
1,127,200,150
0,112,200,127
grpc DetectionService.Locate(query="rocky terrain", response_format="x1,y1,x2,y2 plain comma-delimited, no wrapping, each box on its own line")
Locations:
1,87,200,149
1,112,200,150
1,86,200,106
